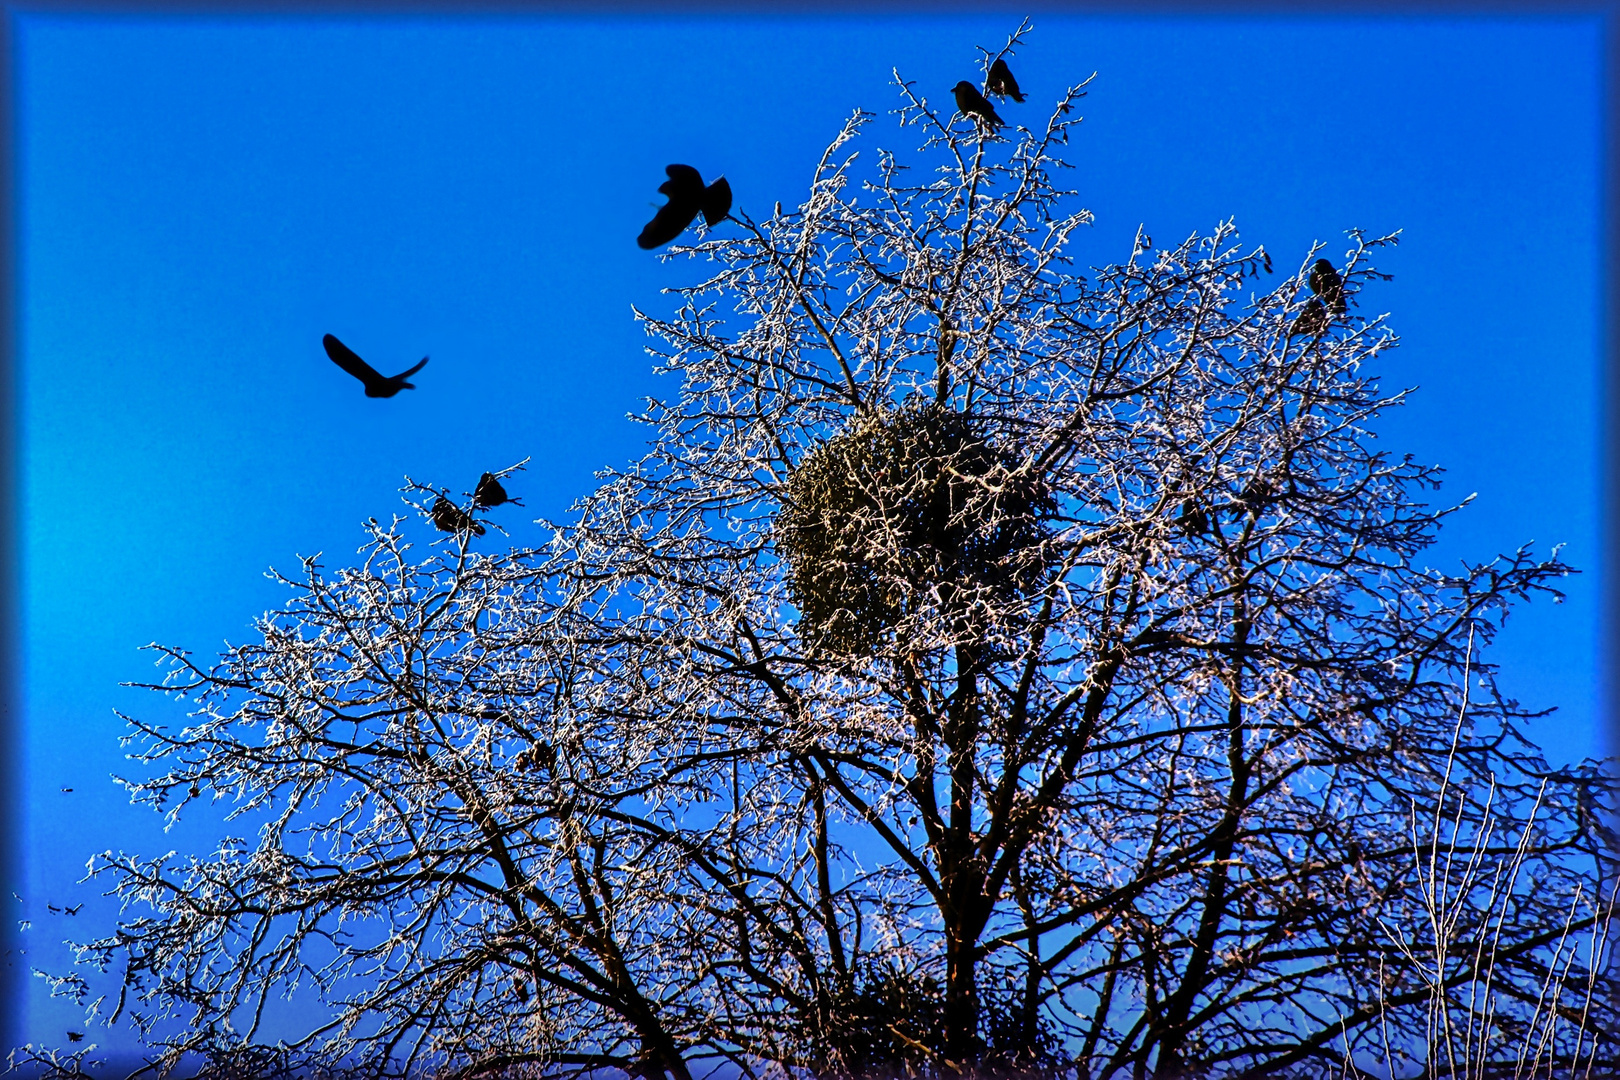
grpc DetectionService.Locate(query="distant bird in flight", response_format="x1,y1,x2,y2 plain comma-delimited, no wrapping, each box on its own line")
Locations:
952,80,1005,130
1291,297,1329,338
473,471,520,509
986,57,1026,102
323,334,428,398
638,165,733,250
66,1033,84,1044
1309,258,1347,315
432,497,485,537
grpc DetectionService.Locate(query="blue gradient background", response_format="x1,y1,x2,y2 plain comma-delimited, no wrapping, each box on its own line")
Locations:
14,12,1605,1061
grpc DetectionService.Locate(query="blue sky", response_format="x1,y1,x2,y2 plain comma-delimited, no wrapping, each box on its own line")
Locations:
13,11,1606,1061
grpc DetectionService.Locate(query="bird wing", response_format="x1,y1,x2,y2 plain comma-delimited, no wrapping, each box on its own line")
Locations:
660,164,704,198
393,356,429,380
324,334,385,386
639,201,699,249
702,177,732,226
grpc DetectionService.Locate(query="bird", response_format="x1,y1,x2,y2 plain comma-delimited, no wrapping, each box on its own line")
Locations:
986,57,1026,102
1291,298,1329,338
60,787,72,793
1309,258,1347,315
64,904,81,915
67,1032,84,1044
952,81,1005,130
638,165,733,250
323,334,428,398
432,497,485,537
473,472,521,509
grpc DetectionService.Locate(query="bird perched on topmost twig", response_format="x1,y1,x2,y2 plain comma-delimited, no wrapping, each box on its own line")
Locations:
1309,258,1347,316
952,80,1005,130
986,57,1026,102
638,165,732,250
473,471,522,509
323,334,428,398
432,497,485,537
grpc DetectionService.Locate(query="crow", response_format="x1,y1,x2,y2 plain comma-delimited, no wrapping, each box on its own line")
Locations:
473,471,521,509
1309,258,1346,315
638,165,733,250
986,57,1026,102
323,334,428,398
1291,297,1329,338
952,81,1005,130
432,497,485,537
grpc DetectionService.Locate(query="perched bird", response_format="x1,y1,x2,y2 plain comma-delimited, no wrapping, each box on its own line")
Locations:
323,334,428,398
1291,297,1330,338
432,497,485,537
638,165,733,250
952,80,1005,130
986,57,1026,102
1309,258,1347,315
473,471,520,509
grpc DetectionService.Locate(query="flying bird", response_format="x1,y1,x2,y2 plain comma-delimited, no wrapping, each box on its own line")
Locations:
952,81,1005,130
323,334,428,398
432,497,485,537
66,1033,84,1044
638,165,733,250
473,471,521,509
1309,258,1347,315
65,904,82,915
1291,298,1329,338
986,57,1026,102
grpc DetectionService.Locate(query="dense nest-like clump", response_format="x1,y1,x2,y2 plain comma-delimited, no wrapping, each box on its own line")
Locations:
776,403,1054,656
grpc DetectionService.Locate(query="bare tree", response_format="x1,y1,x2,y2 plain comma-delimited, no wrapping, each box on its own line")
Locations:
28,28,1616,1080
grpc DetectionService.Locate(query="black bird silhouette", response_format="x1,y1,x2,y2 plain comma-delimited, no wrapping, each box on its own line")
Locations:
64,904,81,915
952,80,1005,130
67,1033,84,1044
638,165,733,250
473,472,521,509
324,334,428,398
60,787,72,794
986,57,1026,102
1309,258,1347,315
432,497,485,537
1291,297,1330,338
